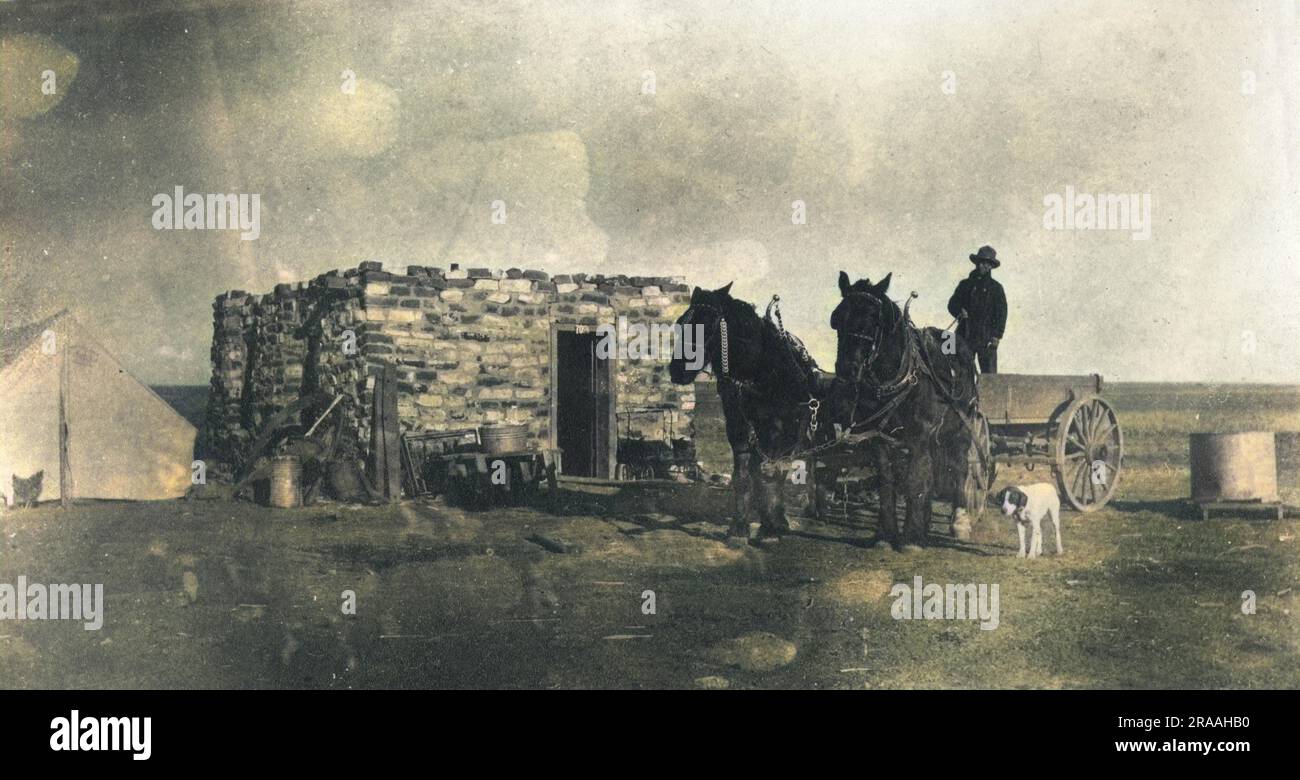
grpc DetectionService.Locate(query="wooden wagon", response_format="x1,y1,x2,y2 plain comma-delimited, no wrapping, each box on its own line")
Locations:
962,373,1124,515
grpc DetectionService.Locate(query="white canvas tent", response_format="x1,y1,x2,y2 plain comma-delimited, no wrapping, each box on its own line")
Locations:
0,311,196,504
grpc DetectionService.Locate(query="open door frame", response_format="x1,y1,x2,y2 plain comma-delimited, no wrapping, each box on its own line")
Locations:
549,323,618,479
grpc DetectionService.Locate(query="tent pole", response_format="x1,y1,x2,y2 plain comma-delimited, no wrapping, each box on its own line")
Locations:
59,341,73,507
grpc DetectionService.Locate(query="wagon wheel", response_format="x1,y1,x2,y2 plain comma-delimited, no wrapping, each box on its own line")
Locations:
1053,394,1123,512
961,412,994,517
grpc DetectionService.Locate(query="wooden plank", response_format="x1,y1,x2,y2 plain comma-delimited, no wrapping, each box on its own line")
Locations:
548,324,559,454
601,340,617,480
979,373,1103,423
1197,500,1286,521
557,475,682,487
369,366,402,502
369,371,387,497
381,365,402,501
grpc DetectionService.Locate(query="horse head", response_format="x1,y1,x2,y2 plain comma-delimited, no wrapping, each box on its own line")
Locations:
669,282,733,385
830,270,900,379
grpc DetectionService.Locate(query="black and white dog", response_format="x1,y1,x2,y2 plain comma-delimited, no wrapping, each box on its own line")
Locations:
997,483,1062,559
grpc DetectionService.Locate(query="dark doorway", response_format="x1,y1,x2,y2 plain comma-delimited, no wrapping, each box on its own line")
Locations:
555,330,613,478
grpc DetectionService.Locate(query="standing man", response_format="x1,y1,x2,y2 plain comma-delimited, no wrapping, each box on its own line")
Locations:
947,245,1007,373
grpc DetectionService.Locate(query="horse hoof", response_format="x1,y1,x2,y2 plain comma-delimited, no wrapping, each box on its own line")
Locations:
900,543,924,554
872,539,895,551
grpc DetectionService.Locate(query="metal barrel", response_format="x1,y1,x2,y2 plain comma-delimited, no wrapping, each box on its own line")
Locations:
269,455,302,508
480,423,529,454
1189,432,1279,503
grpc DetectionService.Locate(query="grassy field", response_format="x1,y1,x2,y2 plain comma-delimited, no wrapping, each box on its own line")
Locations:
1,383,1298,688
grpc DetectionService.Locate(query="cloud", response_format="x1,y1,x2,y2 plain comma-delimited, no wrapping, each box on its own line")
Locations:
230,78,401,161
0,0,1296,384
0,34,79,120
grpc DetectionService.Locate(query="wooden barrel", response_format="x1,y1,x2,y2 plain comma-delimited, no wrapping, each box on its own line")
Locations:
1189,432,1279,503
480,424,528,454
269,455,302,508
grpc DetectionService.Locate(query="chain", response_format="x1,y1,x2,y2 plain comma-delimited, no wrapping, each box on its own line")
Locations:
718,317,730,377
767,294,816,369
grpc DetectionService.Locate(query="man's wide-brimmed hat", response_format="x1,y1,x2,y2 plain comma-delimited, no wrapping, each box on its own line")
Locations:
969,245,1001,268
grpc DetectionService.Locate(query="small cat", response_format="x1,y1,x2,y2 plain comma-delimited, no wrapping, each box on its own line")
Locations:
11,470,44,508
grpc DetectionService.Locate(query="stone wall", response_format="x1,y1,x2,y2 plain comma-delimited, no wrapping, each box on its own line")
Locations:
198,262,697,479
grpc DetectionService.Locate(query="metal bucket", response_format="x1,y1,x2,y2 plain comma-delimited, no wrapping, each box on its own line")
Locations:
1189,432,1279,503
480,423,528,454
269,455,302,508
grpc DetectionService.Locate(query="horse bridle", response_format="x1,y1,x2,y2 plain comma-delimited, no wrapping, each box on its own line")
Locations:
680,302,727,375
836,290,919,432
838,291,901,379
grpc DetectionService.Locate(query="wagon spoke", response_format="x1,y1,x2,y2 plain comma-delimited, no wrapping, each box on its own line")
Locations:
1065,460,1081,490
1084,403,1102,442
1070,457,1087,489
1071,460,1088,500
1089,403,1114,443
1101,409,1117,442
1067,431,1087,453
1104,453,1122,478
1086,403,1107,439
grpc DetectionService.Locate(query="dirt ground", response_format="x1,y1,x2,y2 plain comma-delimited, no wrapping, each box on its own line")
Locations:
2,383,1299,689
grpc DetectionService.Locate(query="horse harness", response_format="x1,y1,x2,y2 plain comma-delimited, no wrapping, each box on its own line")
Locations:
688,298,822,466
837,290,987,470
837,290,922,436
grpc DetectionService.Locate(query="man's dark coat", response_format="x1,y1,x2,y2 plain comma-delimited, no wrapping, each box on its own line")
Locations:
947,270,1007,349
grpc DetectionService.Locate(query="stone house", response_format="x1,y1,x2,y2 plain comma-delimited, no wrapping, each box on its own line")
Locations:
198,261,698,481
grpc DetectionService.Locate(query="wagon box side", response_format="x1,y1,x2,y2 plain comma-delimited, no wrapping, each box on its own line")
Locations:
975,372,1123,513
978,373,1103,425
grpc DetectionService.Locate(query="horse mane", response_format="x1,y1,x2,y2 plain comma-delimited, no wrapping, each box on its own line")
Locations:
725,294,821,383
722,294,758,322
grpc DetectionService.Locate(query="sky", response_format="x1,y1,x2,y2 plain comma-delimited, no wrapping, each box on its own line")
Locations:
1,0,1297,385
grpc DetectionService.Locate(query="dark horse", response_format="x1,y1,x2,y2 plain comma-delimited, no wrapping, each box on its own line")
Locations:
669,283,829,545
830,271,978,549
